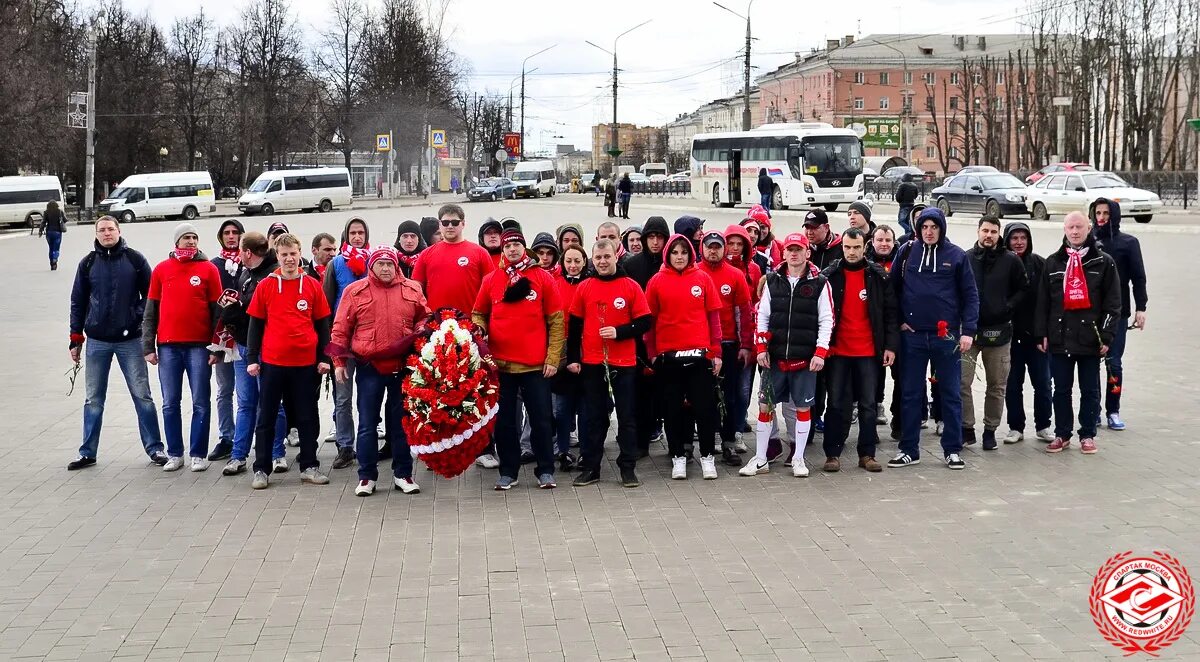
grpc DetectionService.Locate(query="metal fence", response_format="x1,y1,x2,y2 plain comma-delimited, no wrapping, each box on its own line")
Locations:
866,172,1199,209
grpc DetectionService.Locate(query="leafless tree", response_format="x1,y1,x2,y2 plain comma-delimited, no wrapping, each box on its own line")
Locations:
168,9,216,171
312,0,371,170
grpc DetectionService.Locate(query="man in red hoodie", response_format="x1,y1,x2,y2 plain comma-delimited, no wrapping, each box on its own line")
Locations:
646,234,723,480
698,231,753,466
472,228,564,490
143,222,223,473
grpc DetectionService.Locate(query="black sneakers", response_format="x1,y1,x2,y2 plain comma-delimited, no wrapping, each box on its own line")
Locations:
721,447,741,466
149,451,169,466
620,468,640,488
981,429,997,451
573,470,600,487
207,440,232,462
331,447,356,469
558,452,577,472
67,457,96,471
962,427,977,446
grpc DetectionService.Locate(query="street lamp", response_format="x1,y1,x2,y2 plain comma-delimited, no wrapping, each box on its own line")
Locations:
587,19,652,173
520,44,556,162
713,1,754,130
158,147,168,171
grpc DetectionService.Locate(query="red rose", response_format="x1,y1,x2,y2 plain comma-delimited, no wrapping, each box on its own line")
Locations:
937,320,949,338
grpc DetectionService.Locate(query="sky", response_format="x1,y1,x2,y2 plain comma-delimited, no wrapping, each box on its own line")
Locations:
121,0,1027,156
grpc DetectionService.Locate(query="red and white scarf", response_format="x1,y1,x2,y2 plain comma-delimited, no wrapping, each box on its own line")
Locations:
172,247,197,261
503,254,534,287
341,242,370,277
1063,246,1091,310
219,248,241,275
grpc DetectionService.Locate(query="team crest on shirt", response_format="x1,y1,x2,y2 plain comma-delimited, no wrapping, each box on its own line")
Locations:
799,284,814,297
720,284,732,296
690,285,702,297
457,256,469,267
613,297,626,309
188,275,201,286
526,289,538,302
858,288,868,301
297,299,309,311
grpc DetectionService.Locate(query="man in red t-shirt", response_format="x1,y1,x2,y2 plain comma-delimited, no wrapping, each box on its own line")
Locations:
565,239,652,488
819,228,898,473
698,231,754,467
472,228,564,490
244,233,333,490
142,222,222,472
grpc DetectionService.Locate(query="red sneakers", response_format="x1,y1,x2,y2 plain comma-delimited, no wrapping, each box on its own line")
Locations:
1046,437,1070,453
1079,438,1098,454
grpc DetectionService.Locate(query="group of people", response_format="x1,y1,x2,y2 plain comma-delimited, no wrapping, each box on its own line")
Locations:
65,194,1146,491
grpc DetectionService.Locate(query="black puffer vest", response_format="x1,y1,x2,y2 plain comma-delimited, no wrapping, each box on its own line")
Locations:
765,266,826,361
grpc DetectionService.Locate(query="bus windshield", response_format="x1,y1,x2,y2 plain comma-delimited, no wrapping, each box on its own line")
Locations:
798,137,862,177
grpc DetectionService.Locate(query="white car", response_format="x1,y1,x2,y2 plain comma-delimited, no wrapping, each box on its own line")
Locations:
1025,171,1162,224
667,172,690,183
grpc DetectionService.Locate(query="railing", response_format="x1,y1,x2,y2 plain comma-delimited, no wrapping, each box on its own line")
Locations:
866,172,1198,209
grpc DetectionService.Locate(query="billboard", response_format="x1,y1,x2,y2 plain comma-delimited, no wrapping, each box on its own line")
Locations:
844,117,901,149
503,132,522,158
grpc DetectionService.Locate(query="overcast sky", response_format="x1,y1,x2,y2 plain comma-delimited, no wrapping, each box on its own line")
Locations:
122,0,1026,155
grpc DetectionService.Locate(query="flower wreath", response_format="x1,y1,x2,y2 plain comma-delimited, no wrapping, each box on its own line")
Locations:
402,308,499,478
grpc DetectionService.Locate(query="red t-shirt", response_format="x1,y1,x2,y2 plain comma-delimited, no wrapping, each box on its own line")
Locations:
831,267,875,357
700,260,751,342
412,241,496,314
569,276,650,367
646,265,721,355
247,272,332,366
473,267,562,366
148,256,222,345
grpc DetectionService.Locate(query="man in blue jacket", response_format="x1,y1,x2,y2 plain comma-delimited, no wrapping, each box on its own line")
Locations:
1089,198,1147,431
321,217,372,469
67,217,167,470
888,208,979,470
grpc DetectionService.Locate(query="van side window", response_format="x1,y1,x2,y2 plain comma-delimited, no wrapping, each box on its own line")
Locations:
126,188,145,203
267,181,282,193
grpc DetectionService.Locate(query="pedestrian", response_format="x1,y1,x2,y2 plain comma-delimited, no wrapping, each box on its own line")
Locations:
738,232,833,478
244,233,332,489
1036,211,1122,455
622,215,670,456
961,215,1028,451
646,234,724,480
567,239,652,487
604,177,617,217
66,216,167,470
888,208,979,470
617,173,632,219
802,208,844,434
321,217,372,470
393,220,427,278
214,231,290,476
208,219,245,463
530,232,560,273
377,175,384,198
591,172,601,196
472,228,564,490
820,228,897,473
1089,197,1147,431
894,174,920,236
1001,221,1053,444
305,232,337,281
142,222,223,472
43,200,67,270
552,244,589,470
478,217,504,266
757,168,774,216
328,246,429,496
451,174,460,194
419,216,442,247
725,222,764,447
621,225,643,256
846,200,875,233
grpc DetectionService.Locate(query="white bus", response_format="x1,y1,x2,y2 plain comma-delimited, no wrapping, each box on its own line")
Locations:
690,123,864,211
0,175,64,228
99,172,215,223
238,167,352,215
640,162,668,178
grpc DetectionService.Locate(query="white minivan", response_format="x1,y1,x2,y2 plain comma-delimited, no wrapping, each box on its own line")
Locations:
238,167,352,216
0,175,64,228
511,160,557,198
99,172,215,223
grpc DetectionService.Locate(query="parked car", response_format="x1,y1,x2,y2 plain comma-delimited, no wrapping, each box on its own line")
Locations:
628,173,650,184
1024,162,1094,186
931,172,1029,218
954,165,999,175
649,174,668,183
1025,171,1161,223
667,172,690,183
877,165,926,183
467,177,516,202
579,173,598,192
861,167,879,183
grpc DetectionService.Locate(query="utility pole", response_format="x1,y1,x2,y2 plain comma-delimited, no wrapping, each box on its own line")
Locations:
587,21,651,174
84,28,97,216
520,45,556,163
714,2,755,131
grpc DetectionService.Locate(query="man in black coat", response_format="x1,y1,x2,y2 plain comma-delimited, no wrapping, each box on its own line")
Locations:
209,219,245,462
1002,221,1053,444
961,216,1028,450
757,168,774,216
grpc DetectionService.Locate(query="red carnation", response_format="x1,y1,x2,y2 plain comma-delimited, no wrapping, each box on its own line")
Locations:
937,320,949,338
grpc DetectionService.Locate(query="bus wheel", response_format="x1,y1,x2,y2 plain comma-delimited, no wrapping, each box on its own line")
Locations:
319,199,332,213
824,203,838,212
120,210,136,224
711,185,720,206
182,206,198,220
772,185,786,211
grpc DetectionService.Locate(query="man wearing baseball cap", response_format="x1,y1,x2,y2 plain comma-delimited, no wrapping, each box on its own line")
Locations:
698,231,753,466
739,232,833,478
801,208,844,437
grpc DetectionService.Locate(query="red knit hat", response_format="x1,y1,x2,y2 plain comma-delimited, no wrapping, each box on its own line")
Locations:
367,246,398,270
501,228,526,246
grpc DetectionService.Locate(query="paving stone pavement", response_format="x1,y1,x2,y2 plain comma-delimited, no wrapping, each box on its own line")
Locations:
1,208,1198,661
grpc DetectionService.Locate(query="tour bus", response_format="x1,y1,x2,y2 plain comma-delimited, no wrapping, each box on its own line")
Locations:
99,172,216,223
511,160,557,198
238,167,352,215
640,162,668,179
0,175,64,228
690,123,864,210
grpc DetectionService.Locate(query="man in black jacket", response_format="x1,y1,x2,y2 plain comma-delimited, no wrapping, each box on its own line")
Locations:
209,219,245,462
820,228,898,472
757,168,774,216
893,174,920,236
1002,221,1053,444
802,208,844,434
621,215,670,454
1089,197,1147,431
961,216,1028,450
67,217,167,470
1035,211,1122,455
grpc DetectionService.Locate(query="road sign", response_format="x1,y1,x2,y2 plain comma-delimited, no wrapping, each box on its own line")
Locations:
845,117,900,149
429,129,446,148
495,149,508,162
1053,96,1073,107
376,134,391,152
503,132,521,158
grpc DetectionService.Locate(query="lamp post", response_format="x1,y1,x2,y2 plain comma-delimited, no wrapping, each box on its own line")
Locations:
587,19,652,174
520,45,557,162
712,1,755,130
158,147,168,171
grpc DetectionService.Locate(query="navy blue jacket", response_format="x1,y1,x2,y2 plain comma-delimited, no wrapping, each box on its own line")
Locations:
1089,197,1147,319
889,208,979,336
70,238,153,343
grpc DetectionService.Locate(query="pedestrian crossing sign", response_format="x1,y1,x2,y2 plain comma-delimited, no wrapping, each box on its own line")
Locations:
430,129,446,148
376,134,391,152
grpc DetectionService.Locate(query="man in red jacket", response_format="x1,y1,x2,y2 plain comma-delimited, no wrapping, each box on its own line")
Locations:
472,228,564,490
698,231,753,466
142,222,223,473
646,234,723,480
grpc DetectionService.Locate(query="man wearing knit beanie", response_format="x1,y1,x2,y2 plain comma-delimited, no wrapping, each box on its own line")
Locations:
847,201,874,232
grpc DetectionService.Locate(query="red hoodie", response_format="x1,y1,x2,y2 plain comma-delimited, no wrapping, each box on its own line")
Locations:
698,258,752,348
645,235,722,358
724,224,764,302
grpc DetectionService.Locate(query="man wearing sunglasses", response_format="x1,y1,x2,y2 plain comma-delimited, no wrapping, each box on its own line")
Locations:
412,204,496,316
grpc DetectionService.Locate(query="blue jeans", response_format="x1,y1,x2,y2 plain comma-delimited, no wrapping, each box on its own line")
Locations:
553,392,586,455
496,371,555,479
354,362,414,482
80,338,163,459
46,230,62,263
214,360,235,443
333,359,356,450
1105,317,1129,415
1051,353,1101,441
1006,335,1052,432
900,332,963,458
760,192,772,217
719,341,746,448
232,344,286,462
897,206,914,236
158,345,212,458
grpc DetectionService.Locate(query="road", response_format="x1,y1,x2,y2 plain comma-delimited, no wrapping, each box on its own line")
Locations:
1,195,1198,660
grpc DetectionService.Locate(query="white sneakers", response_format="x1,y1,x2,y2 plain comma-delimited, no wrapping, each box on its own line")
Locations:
671,456,687,479
739,459,769,476
394,477,420,494
189,457,209,472
792,460,809,477
935,421,945,435
700,455,718,480
1036,428,1055,442
475,454,499,469
163,456,184,472
324,428,337,443
1003,429,1024,444
272,457,289,473
355,479,376,496
287,428,299,447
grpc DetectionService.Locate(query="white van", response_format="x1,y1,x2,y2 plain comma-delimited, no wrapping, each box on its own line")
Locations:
0,175,64,228
238,167,352,216
99,172,215,223
511,160,557,198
